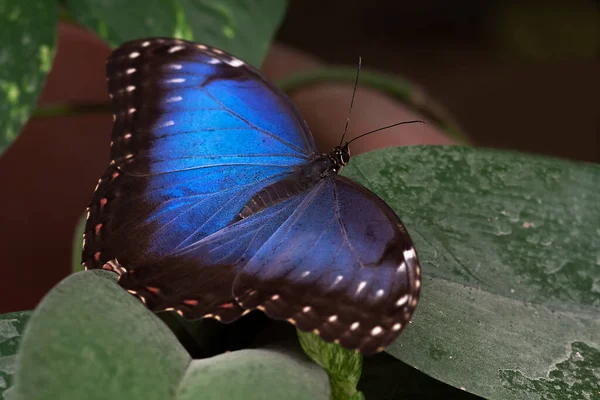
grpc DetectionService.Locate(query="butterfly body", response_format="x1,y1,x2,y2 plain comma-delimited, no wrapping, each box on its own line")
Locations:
83,38,420,354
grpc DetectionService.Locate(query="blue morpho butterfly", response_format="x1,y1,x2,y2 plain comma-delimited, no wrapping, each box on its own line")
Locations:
82,38,421,354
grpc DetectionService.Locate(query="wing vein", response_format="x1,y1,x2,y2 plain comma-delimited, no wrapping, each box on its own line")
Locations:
332,179,366,269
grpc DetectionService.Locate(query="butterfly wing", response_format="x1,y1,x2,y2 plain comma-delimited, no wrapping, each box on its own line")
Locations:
83,38,421,349
231,175,421,354
116,191,307,321
116,172,421,352
83,38,315,320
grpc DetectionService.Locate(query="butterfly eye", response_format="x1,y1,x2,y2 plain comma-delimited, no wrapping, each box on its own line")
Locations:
341,151,350,165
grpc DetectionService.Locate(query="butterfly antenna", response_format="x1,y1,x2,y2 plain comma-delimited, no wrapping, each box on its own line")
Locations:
346,120,426,145
339,56,362,147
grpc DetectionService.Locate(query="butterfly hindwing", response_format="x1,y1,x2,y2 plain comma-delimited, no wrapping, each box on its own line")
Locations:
232,175,421,354
117,257,244,323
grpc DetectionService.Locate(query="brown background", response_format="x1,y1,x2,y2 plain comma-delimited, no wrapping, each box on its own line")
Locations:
1,0,598,313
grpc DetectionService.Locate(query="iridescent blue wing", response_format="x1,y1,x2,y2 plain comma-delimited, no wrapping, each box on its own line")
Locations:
232,175,421,354
84,38,421,352
83,38,315,321
117,174,421,354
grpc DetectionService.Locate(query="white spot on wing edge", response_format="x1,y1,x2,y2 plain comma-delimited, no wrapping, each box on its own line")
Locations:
356,281,367,294
168,45,185,53
332,275,343,286
392,323,402,331
350,321,360,331
375,289,385,298
141,41,151,47
126,68,136,75
371,326,383,336
227,58,244,67
126,85,135,92
328,315,338,323
129,52,140,59
302,306,311,313
395,294,409,307
168,64,182,70
397,261,406,274
207,58,220,64
165,78,185,83
403,248,416,261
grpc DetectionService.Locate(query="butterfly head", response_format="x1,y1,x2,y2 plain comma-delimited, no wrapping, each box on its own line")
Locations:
329,144,351,173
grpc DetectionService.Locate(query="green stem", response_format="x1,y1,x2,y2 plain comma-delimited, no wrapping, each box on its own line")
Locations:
32,103,111,119
277,67,471,145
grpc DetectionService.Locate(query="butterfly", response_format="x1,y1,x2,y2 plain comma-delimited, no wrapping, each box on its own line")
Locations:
82,38,421,354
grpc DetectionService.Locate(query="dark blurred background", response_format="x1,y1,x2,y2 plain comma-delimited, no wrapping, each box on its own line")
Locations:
0,0,598,314
280,0,599,162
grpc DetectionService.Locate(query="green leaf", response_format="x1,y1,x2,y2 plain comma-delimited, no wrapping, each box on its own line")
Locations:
62,0,182,47
177,0,287,67
12,270,329,399
62,0,287,67
72,214,86,273
0,311,31,399
176,348,329,400
342,145,600,400
298,331,363,400
0,0,57,154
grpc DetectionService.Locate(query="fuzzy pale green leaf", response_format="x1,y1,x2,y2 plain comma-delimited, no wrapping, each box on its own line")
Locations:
0,0,57,154
11,270,329,399
176,348,329,400
342,145,600,400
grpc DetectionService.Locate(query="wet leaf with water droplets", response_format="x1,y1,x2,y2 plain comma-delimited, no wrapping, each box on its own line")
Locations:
343,145,600,400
